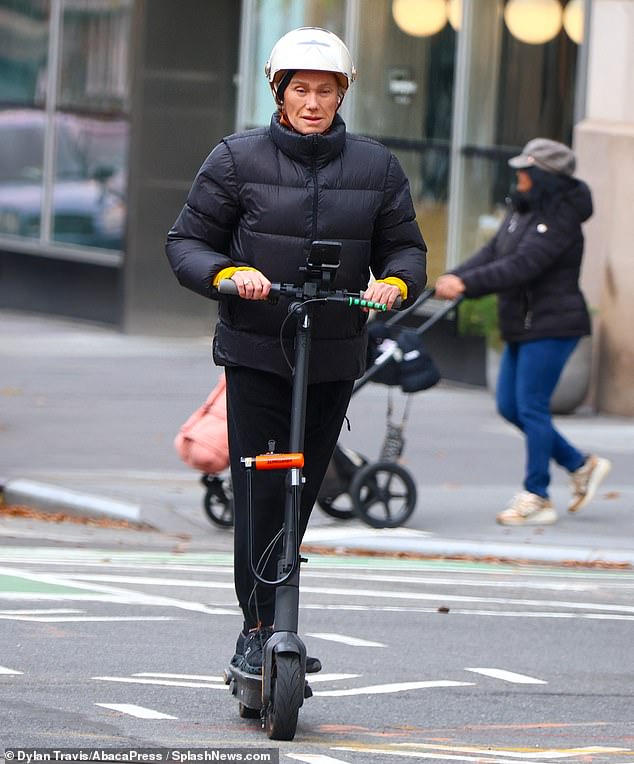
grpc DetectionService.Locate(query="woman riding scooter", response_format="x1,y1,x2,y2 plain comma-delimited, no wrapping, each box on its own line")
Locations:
165,27,427,674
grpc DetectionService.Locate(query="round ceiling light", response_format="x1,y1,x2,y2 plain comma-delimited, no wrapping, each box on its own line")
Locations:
563,0,584,44
447,0,462,31
392,0,448,37
504,0,563,45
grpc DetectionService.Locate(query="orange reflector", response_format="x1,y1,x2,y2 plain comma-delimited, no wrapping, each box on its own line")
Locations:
254,452,304,470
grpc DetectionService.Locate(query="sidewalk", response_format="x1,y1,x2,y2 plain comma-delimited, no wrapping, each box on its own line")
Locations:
1,309,633,566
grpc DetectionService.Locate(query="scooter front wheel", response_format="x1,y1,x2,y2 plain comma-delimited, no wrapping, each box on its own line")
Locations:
265,653,303,741
349,460,417,528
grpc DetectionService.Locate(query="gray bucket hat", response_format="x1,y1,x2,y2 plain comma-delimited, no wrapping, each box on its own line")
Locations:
509,138,576,176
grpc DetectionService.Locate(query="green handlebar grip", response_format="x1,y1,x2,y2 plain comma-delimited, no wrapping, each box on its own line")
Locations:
347,296,388,311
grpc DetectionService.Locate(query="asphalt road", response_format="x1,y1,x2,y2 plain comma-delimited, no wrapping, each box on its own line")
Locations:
1,545,634,761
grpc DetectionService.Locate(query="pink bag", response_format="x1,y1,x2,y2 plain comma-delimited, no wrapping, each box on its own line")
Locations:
173,373,230,474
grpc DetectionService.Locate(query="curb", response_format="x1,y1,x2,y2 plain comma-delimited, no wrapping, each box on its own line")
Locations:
1,478,141,523
2,480,632,568
301,528,634,568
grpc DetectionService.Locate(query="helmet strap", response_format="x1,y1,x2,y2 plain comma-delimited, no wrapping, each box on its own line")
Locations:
274,70,297,106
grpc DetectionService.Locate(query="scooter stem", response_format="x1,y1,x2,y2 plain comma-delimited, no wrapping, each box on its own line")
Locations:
274,302,311,632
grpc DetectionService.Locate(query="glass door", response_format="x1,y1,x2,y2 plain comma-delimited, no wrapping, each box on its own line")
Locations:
236,0,584,276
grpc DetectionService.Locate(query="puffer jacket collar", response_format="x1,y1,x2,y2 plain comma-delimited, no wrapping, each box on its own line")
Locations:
269,111,346,168
559,179,593,223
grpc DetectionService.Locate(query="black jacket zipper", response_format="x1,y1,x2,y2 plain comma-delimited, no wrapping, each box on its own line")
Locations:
311,135,318,242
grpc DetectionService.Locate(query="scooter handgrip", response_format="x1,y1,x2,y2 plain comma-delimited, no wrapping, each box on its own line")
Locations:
217,279,238,295
348,296,387,311
347,295,401,311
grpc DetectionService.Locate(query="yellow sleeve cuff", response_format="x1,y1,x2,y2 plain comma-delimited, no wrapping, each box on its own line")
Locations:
377,277,408,300
212,266,258,287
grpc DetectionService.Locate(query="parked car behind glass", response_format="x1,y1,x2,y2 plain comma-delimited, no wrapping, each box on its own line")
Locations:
0,109,127,251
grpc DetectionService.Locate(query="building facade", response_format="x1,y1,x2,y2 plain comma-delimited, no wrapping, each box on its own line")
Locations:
0,0,631,413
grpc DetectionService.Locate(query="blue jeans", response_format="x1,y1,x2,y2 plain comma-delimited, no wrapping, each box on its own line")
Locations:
496,338,586,499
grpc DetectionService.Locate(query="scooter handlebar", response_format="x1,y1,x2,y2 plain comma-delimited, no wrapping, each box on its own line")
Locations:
216,279,400,311
217,279,239,295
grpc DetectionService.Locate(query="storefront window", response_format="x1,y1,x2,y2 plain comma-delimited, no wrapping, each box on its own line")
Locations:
235,0,583,277
449,0,580,267
0,1,49,241
238,0,455,281
240,0,346,129
0,0,131,258
353,0,455,282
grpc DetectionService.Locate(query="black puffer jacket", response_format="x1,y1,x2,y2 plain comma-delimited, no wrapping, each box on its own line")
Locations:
451,179,593,343
166,112,427,382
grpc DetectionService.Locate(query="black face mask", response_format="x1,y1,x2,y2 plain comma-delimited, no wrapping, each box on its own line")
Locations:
509,167,571,213
509,188,532,213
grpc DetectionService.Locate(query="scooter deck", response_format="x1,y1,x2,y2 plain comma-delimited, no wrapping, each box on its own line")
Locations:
224,664,264,711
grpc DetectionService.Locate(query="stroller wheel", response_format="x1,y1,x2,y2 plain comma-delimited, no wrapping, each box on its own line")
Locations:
349,461,417,529
201,474,234,528
317,494,355,521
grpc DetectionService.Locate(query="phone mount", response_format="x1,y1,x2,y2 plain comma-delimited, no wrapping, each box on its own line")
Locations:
299,240,341,291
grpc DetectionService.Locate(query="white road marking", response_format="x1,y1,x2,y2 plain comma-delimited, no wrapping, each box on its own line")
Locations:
390,743,632,759
94,676,227,689
465,667,547,684
0,608,82,615
287,755,350,763
5,566,630,623
332,743,631,764
0,615,176,622
302,585,634,615
302,603,634,621
313,680,473,697
96,703,177,720
304,673,359,683
55,572,634,616
0,566,236,615
302,570,609,593
62,573,234,590
332,752,508,763
0,665,23,675
332,747,551,763
333,744,633,761
133,672,224,681
0,591,235,615
306,632,385,647
94,672,357,689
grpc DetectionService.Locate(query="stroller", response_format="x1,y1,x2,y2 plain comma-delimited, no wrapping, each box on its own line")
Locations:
174,289,460,529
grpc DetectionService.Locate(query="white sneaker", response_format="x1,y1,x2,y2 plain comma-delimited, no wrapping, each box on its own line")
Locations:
496,491,557,526
568,455,612,513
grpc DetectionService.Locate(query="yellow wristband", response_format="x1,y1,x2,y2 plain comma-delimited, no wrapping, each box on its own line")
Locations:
212,266,259,287
377,277,408,300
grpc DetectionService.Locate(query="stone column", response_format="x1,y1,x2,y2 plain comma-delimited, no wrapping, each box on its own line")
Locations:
575,0,634,415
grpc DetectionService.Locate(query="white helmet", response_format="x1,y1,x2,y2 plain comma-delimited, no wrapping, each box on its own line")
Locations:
265,27,356,103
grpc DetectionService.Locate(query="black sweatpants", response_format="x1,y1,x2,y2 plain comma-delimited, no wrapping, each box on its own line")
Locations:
225,366,354,631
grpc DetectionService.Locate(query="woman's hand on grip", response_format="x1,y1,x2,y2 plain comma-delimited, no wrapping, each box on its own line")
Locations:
232,270,271,300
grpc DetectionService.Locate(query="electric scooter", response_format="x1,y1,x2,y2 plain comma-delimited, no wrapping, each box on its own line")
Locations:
220,240,395,740
201,287,462,531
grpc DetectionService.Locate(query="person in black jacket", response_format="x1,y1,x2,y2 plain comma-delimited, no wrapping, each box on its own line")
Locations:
435,138,610,526
166,27,426,673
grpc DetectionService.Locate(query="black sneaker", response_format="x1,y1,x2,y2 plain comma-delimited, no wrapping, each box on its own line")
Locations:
237,627,322,675
240,626,274,674
305,655,322,674
230,629,247,667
